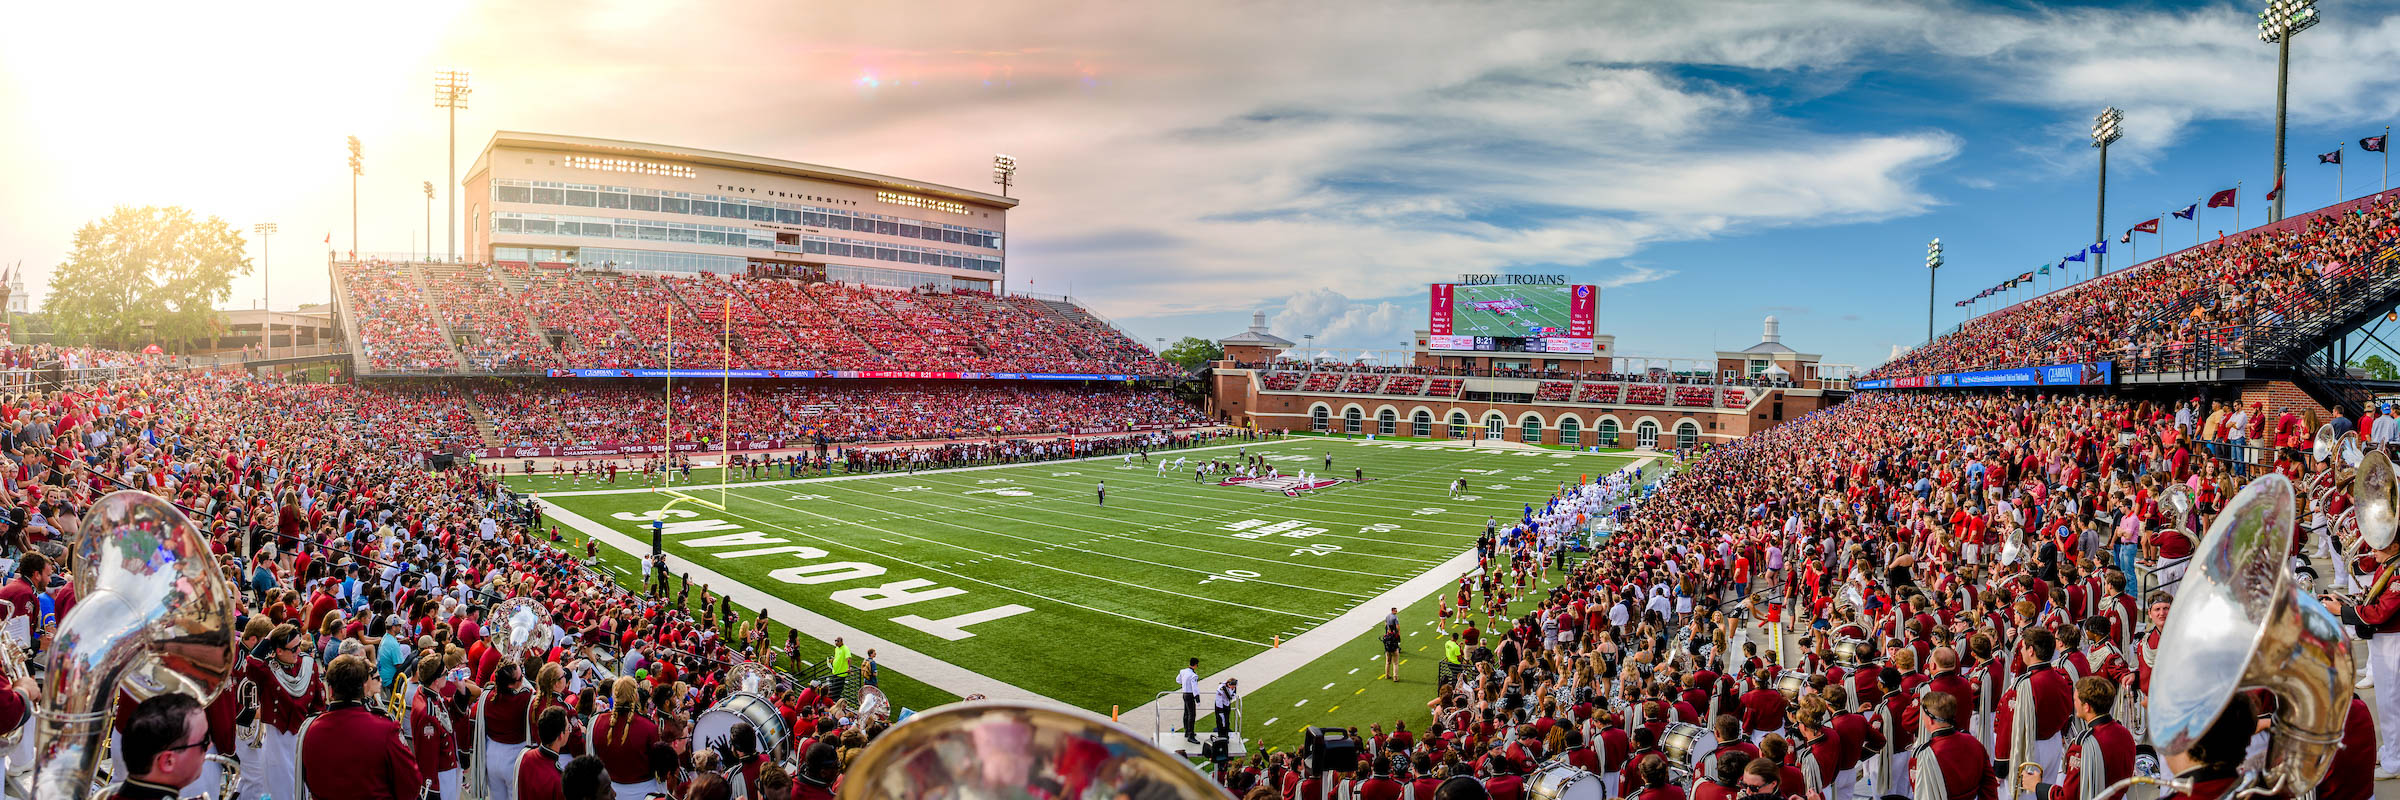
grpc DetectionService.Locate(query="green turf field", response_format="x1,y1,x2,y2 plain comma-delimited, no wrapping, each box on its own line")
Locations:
1449,284,1577,338
522,438,1644,722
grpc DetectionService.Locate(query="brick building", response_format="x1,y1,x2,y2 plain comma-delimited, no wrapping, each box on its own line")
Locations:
1210,315,1851,449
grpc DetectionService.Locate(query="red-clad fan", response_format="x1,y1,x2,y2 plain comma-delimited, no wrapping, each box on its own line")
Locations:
586,677,667,800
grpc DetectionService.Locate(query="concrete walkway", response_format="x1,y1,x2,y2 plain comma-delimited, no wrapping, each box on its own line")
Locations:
538,502,1048,705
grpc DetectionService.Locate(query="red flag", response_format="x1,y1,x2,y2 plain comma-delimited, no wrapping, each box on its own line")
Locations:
2207,188,2238,208
2265,173,2283,202
324,232,332,244
2134,218,2160,233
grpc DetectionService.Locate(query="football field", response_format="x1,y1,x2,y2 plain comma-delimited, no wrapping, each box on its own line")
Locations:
1448,284,1577,338
524,437,1643,721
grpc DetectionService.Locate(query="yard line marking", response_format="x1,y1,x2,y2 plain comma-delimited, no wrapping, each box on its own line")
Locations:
880,539,903,545
1294,699,1307,708
723,493,1341,618
1321,683,1335,691
1354,688,1365,695
736,491,1372,600
1347,668,1358,675
1265,717,1278,727
790,479,1441,571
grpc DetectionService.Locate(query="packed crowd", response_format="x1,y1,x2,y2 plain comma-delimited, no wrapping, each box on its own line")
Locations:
0,357,1024,800
1872,194,2400,380
1242,389,2389,800
342,261,461,373
335,263,1179,377
407,381,1209,449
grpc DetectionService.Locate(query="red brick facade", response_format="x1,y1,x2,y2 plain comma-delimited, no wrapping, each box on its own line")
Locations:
1207,366,1832,447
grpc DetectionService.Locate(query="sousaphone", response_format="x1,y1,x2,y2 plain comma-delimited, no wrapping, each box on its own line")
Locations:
2108,474,2354,800
834,701,1229,799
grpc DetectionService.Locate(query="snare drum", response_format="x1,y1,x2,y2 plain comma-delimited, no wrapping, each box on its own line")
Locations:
1525,761,1605,800
1774,669,1808,701
1830,637,1866,667
692,691,791,761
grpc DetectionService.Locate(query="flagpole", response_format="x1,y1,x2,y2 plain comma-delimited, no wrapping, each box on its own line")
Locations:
2338,143,2346,202
2384,126,2390,192
2235,181,2242,234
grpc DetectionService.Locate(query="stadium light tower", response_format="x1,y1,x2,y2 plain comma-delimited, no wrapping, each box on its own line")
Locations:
2090,107,2122,275
2261,0,2318,224
252,221,274,321
346,136,362,260
1925,238,1942,344
422,180,436,261
993,154,1017,198
434,70,471,262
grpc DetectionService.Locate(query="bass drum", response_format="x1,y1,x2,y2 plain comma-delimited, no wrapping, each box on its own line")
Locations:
692,692,791,762
1658,722,1704,765
1525,761,1605,800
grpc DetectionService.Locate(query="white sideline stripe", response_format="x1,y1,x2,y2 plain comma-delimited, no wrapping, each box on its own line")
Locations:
538,502,1044,704
1117,544,1483,732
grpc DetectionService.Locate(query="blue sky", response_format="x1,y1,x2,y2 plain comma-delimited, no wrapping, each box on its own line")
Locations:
3,0,2398,370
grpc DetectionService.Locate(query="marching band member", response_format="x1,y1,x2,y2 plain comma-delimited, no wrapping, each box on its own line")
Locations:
2319,694,2376,800
1824,686,1879,800
2015,677,2131,800
589,676,668,800
1739,666,1785,743
1992,628,2071,782
247,623,322,800
295,654,420,800
2160,693,2254,800
721,722,766,799
1912,691,1996,800
2323,529,2400,779
475,663,536,800
515,707,571,800
104,694,210,800
405,654,464,800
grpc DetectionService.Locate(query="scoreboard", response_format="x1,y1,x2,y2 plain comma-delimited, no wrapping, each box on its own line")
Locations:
1428,282,1597,353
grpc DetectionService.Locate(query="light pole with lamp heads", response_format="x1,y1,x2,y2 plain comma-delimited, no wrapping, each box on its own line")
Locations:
2260,0,2319,224
2091,106,2122,276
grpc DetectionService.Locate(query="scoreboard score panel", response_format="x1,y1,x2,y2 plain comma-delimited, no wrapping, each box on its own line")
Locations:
1427,282,1597,352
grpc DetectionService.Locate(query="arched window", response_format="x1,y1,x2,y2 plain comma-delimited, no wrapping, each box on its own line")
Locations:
1559,417,1582,447
1484,414,1506,440
1377,409,1397,436
1635,420,1660,449
1596,418,1619,447
1311,407,1330,432
1677,421,1700,450
1520,416,1542,444
1412,410,1432,438
1344,407,1363,434
1449,412,1470,439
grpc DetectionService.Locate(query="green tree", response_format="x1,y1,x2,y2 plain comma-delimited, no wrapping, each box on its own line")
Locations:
45,206,250,351
1159,336,1224,370
2358,354,2399,381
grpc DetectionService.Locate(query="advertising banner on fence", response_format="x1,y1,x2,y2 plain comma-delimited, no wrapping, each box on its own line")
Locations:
1858,361,2111,391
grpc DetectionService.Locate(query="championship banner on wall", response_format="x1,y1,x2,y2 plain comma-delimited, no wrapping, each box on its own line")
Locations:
1429,283,1454,335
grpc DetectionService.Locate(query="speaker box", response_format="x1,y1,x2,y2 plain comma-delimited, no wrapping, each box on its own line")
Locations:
1303,726,1359,773
429,453,458,470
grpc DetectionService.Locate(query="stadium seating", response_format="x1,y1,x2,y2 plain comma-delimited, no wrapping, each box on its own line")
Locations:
341,263,1179,376
1383,375,1426,396
1873,193,2400,378
1575,383,1620,404
1425,378,1464,398
1625,384,1666,406
470,382,1208,447
1301,372,1342,392
1673,386,1714,407
1534,380,1573,401
337,261,459,373
1339,374,1386,393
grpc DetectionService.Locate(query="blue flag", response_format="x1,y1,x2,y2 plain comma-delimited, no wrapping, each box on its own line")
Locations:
2173,203,2198,220
2089,241,2107,255
2065,251,2086,263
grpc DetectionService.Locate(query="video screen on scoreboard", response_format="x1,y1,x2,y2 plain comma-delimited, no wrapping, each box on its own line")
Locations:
1428,283,1595,352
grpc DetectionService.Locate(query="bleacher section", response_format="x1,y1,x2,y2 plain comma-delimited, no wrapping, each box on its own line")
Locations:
1339,374,1386,393
1534,380,1573,401
334,263,1177,376
1575,384,1619,404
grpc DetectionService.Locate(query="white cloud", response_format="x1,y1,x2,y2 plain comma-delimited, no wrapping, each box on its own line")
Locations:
1270,289,1414,355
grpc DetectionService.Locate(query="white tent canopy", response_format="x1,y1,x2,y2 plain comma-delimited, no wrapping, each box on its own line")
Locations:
1315,350,1337,361
1356,351,1378,362
1275,349,1302,361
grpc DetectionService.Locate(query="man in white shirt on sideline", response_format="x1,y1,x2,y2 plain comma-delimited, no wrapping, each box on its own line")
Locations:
2375,403,2398,448
1176,658,1202,743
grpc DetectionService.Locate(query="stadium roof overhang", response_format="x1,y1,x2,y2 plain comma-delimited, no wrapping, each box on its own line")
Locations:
466,131,1021,211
